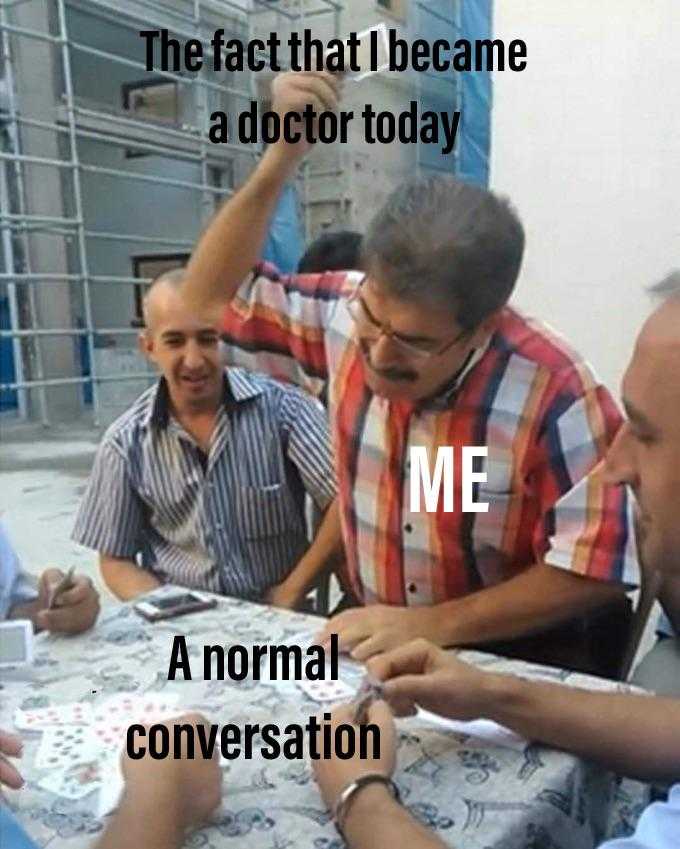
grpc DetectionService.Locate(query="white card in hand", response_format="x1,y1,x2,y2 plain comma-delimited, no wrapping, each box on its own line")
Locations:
348,23,390,81
34,725,100,770
296,677,355,703
15,702,93,730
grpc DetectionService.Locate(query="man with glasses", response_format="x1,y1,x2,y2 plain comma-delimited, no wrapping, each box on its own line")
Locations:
180,71,636,673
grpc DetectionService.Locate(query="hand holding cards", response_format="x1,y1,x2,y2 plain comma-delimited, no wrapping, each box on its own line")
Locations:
47,566,76,610
352,674,385,724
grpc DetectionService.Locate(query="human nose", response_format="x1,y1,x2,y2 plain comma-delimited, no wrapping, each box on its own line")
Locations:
182,339,204,369
369,334,404,369
603,423,639,488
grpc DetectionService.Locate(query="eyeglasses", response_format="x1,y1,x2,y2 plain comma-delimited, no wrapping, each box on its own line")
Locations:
346,276,468,361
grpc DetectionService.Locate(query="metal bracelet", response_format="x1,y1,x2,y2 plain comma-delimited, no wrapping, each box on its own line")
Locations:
333,773,400,837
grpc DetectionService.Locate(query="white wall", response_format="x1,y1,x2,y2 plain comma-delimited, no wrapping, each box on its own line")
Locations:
490,0,680,395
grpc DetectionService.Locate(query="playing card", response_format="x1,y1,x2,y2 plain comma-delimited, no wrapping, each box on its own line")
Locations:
38,760,103,800
348,23,390,81
15,702,93,731
34,725,100,770
90,692,182,753
91,692,181,726
295,677,355,703
97,752,125,818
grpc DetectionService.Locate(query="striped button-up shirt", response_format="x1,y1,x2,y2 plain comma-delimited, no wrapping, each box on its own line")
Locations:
72,368,336,599
220,264,639,607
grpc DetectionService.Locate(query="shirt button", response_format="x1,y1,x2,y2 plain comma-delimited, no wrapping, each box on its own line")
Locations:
215,522,224,531
404,523,413,533
408,583,417,594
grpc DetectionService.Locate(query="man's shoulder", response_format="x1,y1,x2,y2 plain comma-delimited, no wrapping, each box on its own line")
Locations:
230,367,320,408
495,307,597,387
250,261,356,301
99,383,158,452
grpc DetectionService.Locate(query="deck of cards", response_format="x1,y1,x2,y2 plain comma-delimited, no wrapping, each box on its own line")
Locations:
14,693,182,814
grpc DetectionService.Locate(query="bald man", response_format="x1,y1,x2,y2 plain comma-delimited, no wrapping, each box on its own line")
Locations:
73,270,341,608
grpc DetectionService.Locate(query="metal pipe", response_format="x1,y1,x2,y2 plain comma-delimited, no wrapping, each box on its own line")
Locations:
83,229,194,247
0,273,82,281
0,372,156,391
0,151,75,169
0,21,63,46
0,212,80,225
56,0,101,424
0,327,139,338
79,162,235,196
0,2,48,423
0,134,27,417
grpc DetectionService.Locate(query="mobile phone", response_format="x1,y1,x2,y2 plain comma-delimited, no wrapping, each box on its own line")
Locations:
0,620,34,668
134,591,217,621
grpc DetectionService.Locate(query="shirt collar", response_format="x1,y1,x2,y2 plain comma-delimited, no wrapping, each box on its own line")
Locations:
419,337,491,412
143,368,263,430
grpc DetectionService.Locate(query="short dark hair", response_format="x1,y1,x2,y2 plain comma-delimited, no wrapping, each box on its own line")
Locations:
361,175,525,331
298,230,363,274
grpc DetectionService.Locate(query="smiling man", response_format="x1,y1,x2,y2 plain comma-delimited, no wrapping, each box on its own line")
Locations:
73,270,341,607
180,71,638,674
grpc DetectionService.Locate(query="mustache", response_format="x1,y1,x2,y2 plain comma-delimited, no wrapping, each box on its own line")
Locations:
372,367,418,383
362,350,418,383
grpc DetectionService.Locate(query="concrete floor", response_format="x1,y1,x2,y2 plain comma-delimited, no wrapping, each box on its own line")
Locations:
1,418,110,601
0,417,659,667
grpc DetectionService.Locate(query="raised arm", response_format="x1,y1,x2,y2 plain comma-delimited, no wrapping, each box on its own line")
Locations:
182,72,341,312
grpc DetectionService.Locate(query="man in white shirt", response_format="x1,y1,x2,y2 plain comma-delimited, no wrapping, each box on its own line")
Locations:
312,272,680,849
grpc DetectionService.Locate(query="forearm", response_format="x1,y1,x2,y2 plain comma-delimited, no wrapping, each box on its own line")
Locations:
284,499,343,595
100,555,160,601
478,673,680,783
659,575,680,633
95,790,183,849
432,562,625,647
343,786,448,849
183,143,301,311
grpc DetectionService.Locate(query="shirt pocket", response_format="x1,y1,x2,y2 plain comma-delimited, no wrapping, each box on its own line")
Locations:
235,483,303,540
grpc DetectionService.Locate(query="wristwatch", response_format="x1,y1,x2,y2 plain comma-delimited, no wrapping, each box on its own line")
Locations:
333,773,401,837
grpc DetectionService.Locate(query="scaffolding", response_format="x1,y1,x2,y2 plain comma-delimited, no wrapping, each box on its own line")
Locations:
0,0,341,426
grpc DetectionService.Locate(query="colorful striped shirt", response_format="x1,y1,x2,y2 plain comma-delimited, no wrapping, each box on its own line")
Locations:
72,368,336,600
221,264,639,606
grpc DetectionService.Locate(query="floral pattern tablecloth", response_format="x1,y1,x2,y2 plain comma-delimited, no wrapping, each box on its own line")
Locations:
0,595,648,849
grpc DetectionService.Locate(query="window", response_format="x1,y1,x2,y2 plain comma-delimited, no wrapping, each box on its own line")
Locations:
131,253,190,325
121,78,179,125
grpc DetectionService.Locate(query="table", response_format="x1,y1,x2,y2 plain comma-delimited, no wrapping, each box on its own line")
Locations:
1,594,649,849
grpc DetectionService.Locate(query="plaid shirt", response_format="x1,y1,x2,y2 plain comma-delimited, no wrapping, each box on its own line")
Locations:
221,264,639,606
